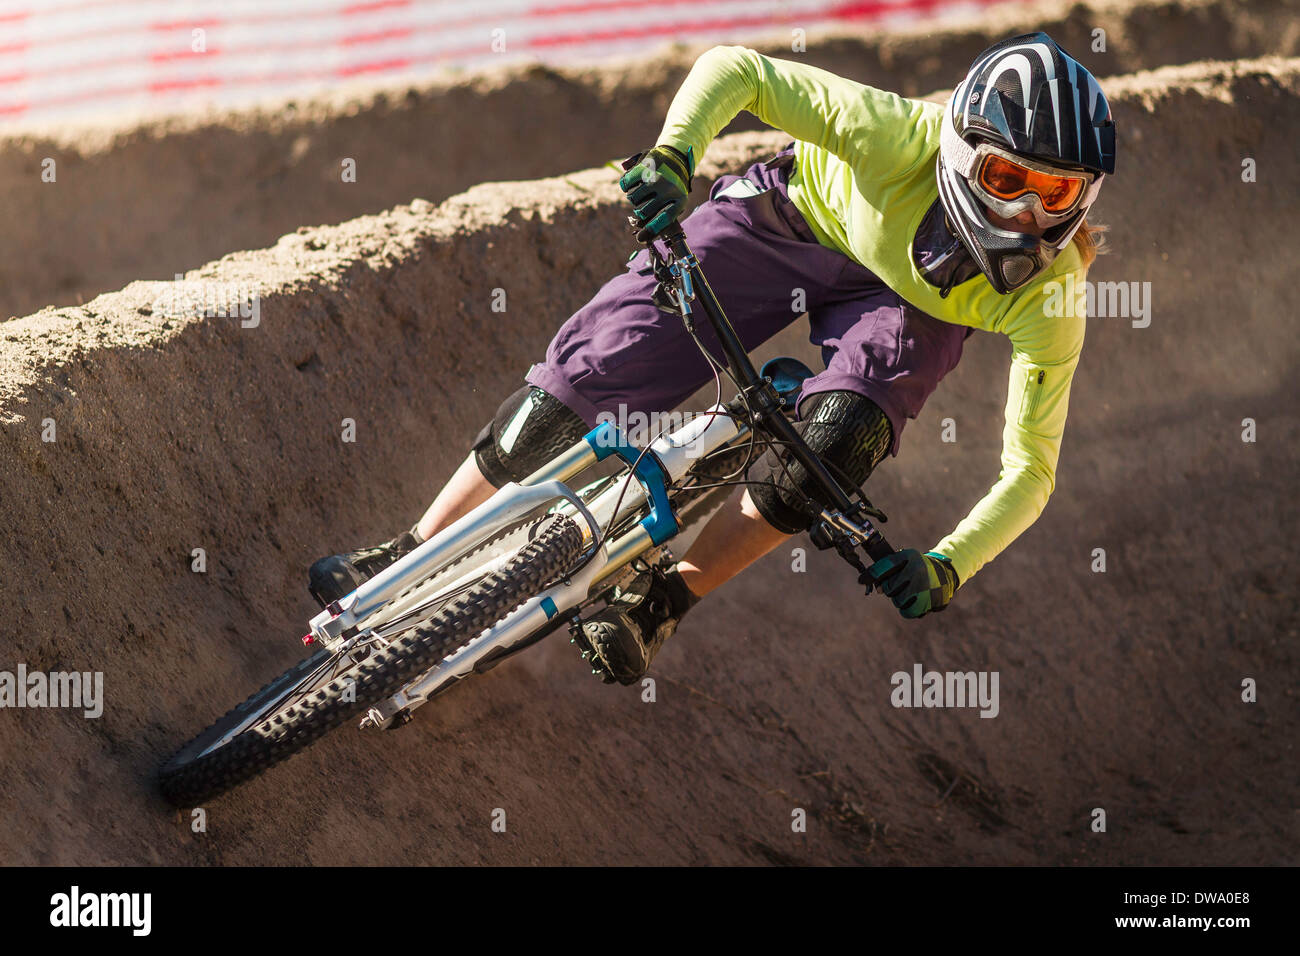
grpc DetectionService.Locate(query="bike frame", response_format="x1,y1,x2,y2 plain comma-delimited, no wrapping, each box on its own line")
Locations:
306,404,745,727
302,227,892,729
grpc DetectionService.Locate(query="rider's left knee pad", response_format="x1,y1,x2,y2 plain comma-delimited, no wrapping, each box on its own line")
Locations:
748,390,894,534
471,385,589,488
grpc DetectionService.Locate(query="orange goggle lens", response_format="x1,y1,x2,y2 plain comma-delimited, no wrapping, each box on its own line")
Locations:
978,154,1085,213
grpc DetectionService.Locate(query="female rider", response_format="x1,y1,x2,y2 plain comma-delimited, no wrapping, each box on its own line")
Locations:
309,32,1117,685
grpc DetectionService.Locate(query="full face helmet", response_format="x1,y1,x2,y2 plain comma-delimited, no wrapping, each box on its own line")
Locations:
936,32,1117,293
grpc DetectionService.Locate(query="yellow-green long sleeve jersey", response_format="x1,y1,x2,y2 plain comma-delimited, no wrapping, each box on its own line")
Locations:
655,45,1088,587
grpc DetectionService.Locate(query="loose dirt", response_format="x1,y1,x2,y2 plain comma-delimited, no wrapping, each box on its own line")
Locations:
0,46,1294,862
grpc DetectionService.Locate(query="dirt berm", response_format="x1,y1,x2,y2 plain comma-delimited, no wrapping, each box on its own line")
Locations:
3,0,1299,320
0,56,1296,865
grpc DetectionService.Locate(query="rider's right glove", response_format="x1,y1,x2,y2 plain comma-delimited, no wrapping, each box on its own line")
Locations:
619,144,694,242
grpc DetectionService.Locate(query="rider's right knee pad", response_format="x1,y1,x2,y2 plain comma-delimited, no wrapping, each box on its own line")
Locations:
748,390,894,535
471,385,589,488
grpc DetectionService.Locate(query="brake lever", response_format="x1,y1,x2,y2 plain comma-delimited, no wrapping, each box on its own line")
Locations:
810,511,892,596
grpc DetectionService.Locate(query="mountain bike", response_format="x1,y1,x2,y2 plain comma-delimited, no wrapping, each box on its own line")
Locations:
158,223,895,806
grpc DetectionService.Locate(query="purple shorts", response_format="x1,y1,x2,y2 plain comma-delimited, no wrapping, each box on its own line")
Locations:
525,147,970,456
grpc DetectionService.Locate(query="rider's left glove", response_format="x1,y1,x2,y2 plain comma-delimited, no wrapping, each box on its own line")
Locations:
619,144,694,242
866,549,959,619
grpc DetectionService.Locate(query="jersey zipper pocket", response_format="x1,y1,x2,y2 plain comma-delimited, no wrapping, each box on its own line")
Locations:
1019,369,1046,424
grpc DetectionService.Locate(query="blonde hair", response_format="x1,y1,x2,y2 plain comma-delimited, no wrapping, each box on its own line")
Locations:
1071,218,1108,268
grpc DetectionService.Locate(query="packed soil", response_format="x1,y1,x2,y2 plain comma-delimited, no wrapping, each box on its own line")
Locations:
2,0,1298,320
0,51,1295,861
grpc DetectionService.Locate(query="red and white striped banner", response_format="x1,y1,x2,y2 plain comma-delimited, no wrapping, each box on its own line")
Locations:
0,0,1011,126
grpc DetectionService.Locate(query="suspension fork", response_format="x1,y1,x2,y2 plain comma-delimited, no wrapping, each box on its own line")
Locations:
529,419,684,586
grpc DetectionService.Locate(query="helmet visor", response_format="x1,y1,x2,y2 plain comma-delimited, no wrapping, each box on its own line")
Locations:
977,153,1086,214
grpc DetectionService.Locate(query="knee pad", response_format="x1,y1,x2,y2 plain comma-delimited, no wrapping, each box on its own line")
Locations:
472,385,588,487
748,390,894,534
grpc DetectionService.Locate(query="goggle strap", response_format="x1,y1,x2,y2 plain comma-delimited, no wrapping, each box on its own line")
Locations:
940,115,980,178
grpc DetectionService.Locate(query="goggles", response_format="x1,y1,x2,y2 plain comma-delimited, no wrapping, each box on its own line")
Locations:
941,119,1103,229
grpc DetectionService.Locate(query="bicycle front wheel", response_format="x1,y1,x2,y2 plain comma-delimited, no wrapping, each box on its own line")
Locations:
158,512,586,806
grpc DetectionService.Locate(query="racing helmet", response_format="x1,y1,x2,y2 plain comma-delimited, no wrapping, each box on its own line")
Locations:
936,32,1117,293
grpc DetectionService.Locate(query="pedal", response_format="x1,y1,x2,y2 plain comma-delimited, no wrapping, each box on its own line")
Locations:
568,615,595,660
569,616,617,682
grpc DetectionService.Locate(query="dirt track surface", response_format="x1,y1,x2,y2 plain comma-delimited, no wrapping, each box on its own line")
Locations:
3,0,1299,320
1,66,1297,862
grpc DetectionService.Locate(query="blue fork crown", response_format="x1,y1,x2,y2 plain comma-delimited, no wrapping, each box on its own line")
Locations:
583,421,679,546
